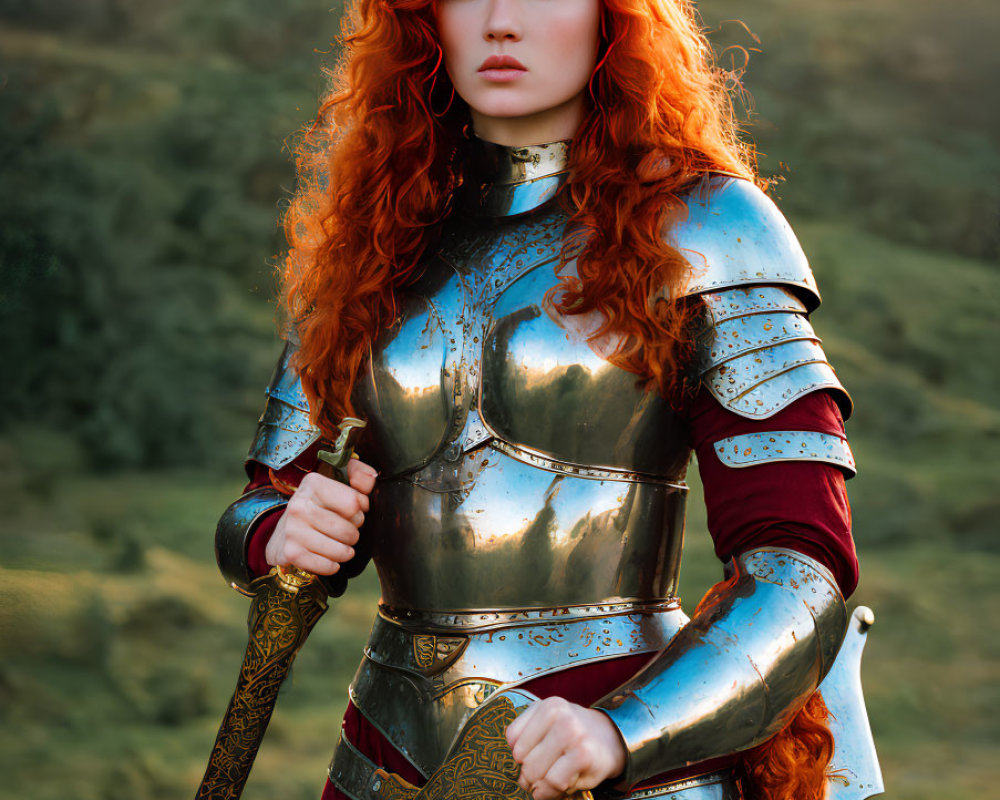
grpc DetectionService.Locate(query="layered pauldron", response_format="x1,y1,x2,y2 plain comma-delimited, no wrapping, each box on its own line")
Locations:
671,175,855,474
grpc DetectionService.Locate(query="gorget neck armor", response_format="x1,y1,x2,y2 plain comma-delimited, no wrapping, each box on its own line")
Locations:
458,137,571,218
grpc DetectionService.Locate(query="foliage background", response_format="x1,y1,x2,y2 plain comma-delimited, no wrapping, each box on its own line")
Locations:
0,0,997,798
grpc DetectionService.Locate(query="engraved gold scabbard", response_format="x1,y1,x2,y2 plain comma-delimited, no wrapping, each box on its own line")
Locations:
370,690,593,800
195,417,367,800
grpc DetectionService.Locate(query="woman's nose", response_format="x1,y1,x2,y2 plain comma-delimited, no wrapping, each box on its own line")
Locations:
483,0,523,42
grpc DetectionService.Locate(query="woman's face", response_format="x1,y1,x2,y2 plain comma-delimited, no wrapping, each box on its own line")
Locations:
436,0,602,145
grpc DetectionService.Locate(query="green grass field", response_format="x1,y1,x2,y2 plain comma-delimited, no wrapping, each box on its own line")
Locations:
1,439,996,799
1,0,997,797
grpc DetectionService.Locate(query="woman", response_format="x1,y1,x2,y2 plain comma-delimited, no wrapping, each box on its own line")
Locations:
215,0,861,797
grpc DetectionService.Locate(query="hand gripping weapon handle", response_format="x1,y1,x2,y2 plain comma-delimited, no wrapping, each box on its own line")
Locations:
195,417,368,800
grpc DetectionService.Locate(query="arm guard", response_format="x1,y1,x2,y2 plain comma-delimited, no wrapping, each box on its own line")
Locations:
215,486,288,596
216,339,320,594
594,547,848,788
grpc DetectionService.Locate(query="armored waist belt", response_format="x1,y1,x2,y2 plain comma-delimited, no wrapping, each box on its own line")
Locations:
348,601,690,778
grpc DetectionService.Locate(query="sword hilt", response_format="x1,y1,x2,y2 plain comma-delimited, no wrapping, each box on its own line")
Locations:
315,416,367,483
272,416,368,593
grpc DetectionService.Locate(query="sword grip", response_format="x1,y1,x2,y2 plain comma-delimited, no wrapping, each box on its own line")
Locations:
315,416,367,484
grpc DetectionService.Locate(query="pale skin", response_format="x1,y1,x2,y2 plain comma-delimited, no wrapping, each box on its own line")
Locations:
269,0,628,795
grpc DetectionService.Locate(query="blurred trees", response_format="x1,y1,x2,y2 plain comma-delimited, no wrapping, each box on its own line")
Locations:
0,0,996,471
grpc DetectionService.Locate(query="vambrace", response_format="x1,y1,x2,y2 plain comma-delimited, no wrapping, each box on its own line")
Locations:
215,486,288,596
594,547,847,789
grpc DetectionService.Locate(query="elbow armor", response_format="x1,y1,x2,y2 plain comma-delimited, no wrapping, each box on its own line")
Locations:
594,547,848,788
215,486,288,596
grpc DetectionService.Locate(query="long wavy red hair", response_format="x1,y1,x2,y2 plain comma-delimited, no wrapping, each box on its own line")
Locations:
280,0,755,437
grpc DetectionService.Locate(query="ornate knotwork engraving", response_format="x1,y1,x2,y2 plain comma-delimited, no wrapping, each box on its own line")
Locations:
373,695,592,800
195,571,329,800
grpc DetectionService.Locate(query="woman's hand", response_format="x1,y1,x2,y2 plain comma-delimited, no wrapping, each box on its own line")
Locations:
264,458,378,574
506,697,627,800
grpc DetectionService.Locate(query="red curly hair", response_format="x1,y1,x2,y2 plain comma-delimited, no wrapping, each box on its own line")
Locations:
280,0,756,437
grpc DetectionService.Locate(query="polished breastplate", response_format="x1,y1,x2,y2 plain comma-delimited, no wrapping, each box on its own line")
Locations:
313,142,868,790
352,142,691,613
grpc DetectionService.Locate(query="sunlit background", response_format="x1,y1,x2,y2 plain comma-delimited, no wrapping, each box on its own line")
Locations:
0,1,997,798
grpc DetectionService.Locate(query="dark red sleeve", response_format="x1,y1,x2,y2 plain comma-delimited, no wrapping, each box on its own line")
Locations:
688,388,859,597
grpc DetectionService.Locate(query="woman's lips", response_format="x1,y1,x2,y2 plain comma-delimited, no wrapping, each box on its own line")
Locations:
478,55,527,82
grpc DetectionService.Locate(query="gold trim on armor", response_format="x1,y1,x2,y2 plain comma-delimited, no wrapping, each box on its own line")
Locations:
379,598,682,633
350,603,689,777
329,726,740,800
487,437,689,487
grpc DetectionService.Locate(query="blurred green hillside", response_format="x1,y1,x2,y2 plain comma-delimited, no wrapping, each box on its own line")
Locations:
1,0,997,798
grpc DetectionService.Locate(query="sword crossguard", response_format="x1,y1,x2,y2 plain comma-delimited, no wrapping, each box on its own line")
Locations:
316,416,368,484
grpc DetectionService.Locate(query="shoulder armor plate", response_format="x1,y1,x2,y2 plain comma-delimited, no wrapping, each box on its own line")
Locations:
714,430,856,477
698,286,853,421
247,340,321,470
672,176,821,310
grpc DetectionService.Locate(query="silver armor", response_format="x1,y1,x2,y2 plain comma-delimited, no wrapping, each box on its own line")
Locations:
216,139,878,798
215,485,288,595
594,548,846,786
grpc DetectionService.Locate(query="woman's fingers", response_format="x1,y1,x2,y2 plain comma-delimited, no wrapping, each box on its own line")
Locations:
297,472,369,518
304,503,362,546
518,729,571,795
531,754,583,800
507,700,548,758
297,526,356,563
346,457,378,494
506,699,628,800
266,457,378,572
284,548,341,576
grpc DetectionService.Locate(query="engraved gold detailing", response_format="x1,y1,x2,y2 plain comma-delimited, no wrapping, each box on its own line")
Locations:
352,604,688,777
371,695,592,800
195,570,329,800
412,635,468,673
413,635,437,670
379,598,681,633
199,417,366,799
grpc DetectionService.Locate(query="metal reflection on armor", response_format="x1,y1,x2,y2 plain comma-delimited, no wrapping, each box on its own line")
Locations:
697,284,852,420
349,603,688,777
715,430,856,475
215,486,288,595
247,339,321,469
226,139,879,797
460,139,571,218
594,548,848,788
820,607,885,799
670,176,821,307
332,688,741,800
